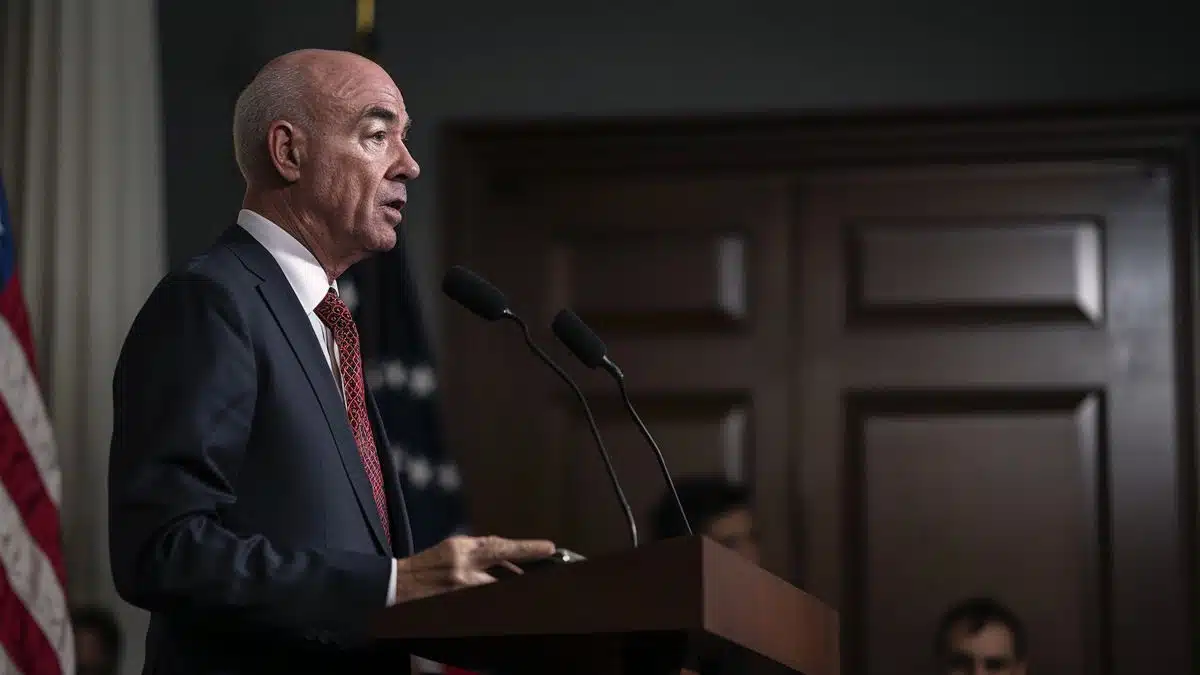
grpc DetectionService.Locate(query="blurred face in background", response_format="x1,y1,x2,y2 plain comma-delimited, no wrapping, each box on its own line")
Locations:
75,626,117,675
704,505,759,565
942,621,1026,675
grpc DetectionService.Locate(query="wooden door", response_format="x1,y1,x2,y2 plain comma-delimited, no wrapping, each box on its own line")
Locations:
794,161,1189,675
440,107,1199,675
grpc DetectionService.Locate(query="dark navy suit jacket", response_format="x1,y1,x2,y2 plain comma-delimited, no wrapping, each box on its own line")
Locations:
108,225,414,674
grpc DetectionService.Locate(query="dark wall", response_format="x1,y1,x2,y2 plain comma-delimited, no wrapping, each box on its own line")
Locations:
159,0,1200,346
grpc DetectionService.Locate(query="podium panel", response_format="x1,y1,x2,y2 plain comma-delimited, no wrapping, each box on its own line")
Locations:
373,537,838,675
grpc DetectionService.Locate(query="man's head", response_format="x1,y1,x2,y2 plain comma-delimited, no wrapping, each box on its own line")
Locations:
651,476,759,564
72,606,121,675
232,49,420,279
935,597,1027,675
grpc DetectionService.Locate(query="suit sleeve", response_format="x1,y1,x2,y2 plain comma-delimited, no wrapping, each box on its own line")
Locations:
107,272,392,636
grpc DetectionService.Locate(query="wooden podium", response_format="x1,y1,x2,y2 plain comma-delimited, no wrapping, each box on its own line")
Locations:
372,536,839,675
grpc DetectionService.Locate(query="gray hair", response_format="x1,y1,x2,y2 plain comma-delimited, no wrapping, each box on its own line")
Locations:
231,58,314,181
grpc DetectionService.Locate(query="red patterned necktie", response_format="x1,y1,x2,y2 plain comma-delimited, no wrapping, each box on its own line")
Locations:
314,289,392,547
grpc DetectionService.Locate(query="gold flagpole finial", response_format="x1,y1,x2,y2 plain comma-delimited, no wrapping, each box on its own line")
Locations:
356,0,375,34
355,0,376,58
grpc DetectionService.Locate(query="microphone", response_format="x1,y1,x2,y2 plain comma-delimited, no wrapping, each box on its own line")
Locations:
441,266,639,547
550,309,692,537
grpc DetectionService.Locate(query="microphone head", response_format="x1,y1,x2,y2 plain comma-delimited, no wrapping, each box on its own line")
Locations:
442,266,510,321
551,309,608,368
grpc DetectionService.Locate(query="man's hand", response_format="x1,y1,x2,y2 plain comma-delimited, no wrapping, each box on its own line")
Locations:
392,535,557,604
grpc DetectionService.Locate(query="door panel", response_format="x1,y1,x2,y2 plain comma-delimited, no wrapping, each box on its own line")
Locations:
794,162,1186,675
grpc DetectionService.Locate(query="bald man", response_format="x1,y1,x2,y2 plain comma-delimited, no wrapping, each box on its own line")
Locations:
108,49,554,675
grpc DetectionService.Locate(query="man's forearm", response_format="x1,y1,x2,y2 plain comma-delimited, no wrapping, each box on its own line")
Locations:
110,513,393,635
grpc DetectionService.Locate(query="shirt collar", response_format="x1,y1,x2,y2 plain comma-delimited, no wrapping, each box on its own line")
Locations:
237,209,338,313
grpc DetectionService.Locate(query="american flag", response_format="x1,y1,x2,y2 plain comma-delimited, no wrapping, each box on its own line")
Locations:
0,175,74,674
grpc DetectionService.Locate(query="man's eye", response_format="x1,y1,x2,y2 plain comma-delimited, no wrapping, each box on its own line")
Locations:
371,131,387,141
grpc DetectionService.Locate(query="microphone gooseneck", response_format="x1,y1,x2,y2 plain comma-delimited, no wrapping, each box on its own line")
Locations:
441,267,639,548
551,309,692,537
604,357,691,537
501,309,638,548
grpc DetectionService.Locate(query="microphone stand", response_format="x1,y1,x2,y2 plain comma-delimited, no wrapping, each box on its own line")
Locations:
503,310,639,548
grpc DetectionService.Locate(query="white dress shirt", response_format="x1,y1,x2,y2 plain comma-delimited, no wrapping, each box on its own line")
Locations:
238,209,399,607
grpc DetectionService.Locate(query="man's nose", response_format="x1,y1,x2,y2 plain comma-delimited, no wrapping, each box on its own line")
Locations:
389,146,420,181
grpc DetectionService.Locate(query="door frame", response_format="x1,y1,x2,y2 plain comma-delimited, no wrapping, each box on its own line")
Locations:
438,99,1200,663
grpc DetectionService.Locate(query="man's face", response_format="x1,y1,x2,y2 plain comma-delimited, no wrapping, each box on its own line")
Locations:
293,57,420,262
942,621,1026,675
704,506,759,564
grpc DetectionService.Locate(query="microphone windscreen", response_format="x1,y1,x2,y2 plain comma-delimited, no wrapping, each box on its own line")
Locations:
551,309,607,368
442,266,509,321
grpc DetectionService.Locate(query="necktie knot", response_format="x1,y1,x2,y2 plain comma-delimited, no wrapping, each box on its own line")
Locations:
314,289,353,332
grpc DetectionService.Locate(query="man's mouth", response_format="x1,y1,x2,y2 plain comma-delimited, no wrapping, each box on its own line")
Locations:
381,199,406,217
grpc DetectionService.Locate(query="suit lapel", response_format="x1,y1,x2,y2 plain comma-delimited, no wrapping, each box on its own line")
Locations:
366,389,414,556
222,226,390,553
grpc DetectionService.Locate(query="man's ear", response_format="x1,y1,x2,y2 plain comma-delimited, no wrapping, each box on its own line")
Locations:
266,120,302,183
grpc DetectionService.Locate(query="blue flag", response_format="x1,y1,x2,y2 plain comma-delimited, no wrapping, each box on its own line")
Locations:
343,236,466,553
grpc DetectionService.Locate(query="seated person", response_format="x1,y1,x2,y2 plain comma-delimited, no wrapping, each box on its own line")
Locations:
934,596,1028,675
651,476,759,564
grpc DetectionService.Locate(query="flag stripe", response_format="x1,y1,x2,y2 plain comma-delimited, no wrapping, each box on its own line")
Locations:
0,404,65,586
0,173,72,675
0,280,68,592
0,477,73,674
0,280,63,507
0,564,60,675
0,640,18,675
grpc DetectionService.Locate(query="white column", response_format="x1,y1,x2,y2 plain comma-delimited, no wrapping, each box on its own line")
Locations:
1,0,165,672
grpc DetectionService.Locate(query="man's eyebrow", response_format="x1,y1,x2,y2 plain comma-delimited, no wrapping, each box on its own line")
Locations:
361,105,398,124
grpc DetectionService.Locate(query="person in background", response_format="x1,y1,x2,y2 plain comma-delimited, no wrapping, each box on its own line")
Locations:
934,597,1028,675
651,476,759,564
72,606,122,675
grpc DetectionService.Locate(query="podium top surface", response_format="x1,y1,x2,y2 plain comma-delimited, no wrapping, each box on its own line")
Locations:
373,536,838,675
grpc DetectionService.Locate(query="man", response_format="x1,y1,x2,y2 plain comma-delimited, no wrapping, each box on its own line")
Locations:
934,597,1028,675
72,606,122,675
650,476,759,564
108,49,555,674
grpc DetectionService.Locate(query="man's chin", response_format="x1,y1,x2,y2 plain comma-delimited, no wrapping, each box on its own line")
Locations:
367,223,400,251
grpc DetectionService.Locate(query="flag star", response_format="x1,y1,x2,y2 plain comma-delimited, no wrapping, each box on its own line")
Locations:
339,279,359,312
409,364,436,398
383,360,408,389
406,456,433,489
437,463,461,492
